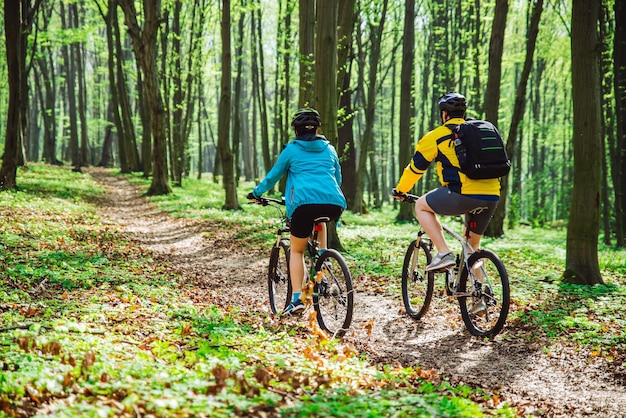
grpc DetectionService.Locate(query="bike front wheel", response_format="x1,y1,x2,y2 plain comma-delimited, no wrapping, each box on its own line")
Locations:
458,250,510,337
401,239,434,320
268,241,291,314
313,250,353,338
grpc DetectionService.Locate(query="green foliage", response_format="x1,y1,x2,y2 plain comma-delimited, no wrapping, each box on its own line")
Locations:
0,166,519,416
3,166,626,416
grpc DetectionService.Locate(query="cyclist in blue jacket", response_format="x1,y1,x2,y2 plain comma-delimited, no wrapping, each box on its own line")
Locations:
248,108,347,315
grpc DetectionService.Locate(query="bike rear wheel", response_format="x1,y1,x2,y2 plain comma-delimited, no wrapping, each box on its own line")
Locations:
401,239,434,319
268,241,291,314
313,250,353,338
458,250,510,337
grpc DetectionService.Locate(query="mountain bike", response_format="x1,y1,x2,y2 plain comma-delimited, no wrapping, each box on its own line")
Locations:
397,193,510,337
252,197,354,338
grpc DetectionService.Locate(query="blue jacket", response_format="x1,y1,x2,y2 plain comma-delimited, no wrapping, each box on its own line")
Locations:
253,134,347,218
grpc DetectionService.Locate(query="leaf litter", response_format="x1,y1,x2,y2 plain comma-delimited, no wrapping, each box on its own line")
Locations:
49,168,626,417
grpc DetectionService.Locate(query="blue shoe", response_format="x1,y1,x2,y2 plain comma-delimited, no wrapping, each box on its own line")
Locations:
282,300,305,315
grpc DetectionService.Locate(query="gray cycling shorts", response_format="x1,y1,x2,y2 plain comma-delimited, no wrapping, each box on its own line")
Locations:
425,187,498,235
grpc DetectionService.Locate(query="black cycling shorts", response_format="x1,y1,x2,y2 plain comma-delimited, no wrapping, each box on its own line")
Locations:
425,187,498,235
290,204,343,238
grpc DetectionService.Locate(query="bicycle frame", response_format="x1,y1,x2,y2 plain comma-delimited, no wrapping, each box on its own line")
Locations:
401,193,488,297
255,196,354,336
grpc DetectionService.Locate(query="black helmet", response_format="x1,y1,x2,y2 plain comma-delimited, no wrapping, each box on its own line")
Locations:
438,92,467,113
291,107,321,128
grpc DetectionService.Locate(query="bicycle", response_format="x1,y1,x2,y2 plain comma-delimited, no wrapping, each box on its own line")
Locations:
252,196,354,338
397,193,510,337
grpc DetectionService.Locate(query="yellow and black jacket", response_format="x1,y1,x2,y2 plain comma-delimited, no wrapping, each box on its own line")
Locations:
395,118,500,200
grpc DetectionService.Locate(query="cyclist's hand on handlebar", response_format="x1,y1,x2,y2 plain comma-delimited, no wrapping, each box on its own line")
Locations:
392,188,407,201
247,191,261,203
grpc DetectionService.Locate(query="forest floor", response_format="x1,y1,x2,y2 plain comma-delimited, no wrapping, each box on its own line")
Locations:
89,168,626,418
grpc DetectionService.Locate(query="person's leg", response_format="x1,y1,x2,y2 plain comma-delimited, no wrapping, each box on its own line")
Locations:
417,189,458,271
415,195,449,254
289,235,308,293
462,226,482,252
317,223,327,251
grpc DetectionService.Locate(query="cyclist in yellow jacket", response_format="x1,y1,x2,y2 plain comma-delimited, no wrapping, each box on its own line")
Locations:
393,92,501,271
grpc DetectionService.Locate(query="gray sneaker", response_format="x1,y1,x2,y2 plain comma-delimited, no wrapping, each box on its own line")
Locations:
425,252,455,272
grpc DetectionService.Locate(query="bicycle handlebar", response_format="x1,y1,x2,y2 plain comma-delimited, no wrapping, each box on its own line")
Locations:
392,189,419,204
248,196,285,207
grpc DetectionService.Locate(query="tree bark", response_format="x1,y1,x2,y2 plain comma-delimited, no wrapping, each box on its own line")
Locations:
299,0,315,107
314,0,342,249
482,0,509,237
119,0,171,195
488,0,542,237
613,0,626,246
0,0,23,190
396,0,416,221
352,0,388,214
218,0,240,209
336,0,357,209
564,0,603,285
1,0,41,189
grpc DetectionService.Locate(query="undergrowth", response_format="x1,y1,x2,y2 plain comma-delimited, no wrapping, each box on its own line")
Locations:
1,164,624,416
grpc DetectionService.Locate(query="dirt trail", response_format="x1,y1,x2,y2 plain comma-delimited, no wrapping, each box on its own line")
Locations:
89,168,626,418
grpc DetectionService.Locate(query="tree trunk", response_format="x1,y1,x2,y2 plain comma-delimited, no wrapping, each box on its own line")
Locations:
299,0,315,107
115,3,140,173
314,0,342,249
99,101,115,167
352,0,388,214
171,0,184,187
35,51,59,165
396,0,416,221
0,0,22,190
232,3,244,181
61,3,81,171
488,0,542,238
119,0,171,196
336,0,357,209
613,0,626,247
218,0,240,209
95,0,125,170
71,3,89,168
564,0,603,285
482,0,509,236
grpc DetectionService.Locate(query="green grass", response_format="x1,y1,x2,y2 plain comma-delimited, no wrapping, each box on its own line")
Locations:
0,165,519,417
1,164,624,416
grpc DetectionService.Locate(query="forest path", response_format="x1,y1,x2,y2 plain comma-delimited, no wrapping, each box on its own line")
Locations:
89,168,625,418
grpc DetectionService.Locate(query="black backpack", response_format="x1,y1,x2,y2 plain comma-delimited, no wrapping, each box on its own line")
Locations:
446,119,511,179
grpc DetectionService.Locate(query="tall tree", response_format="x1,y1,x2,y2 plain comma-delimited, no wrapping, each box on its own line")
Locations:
218,0,240,209
396,0,416,221
0,0,41,190
482,0,509,237
336,0,357,208
60,3,81,170
488,0,543,237
565,0,603,284
352,0,389,214
119,0,171,195
35,1,59,166
613,0,626,247
71,2,89,169
314,0,341,249
95,0,126,170
299,0,315,107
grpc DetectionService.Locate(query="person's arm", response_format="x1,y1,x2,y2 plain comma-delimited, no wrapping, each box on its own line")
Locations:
395,132,438,193
253,145,291,196
331,147,342,186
